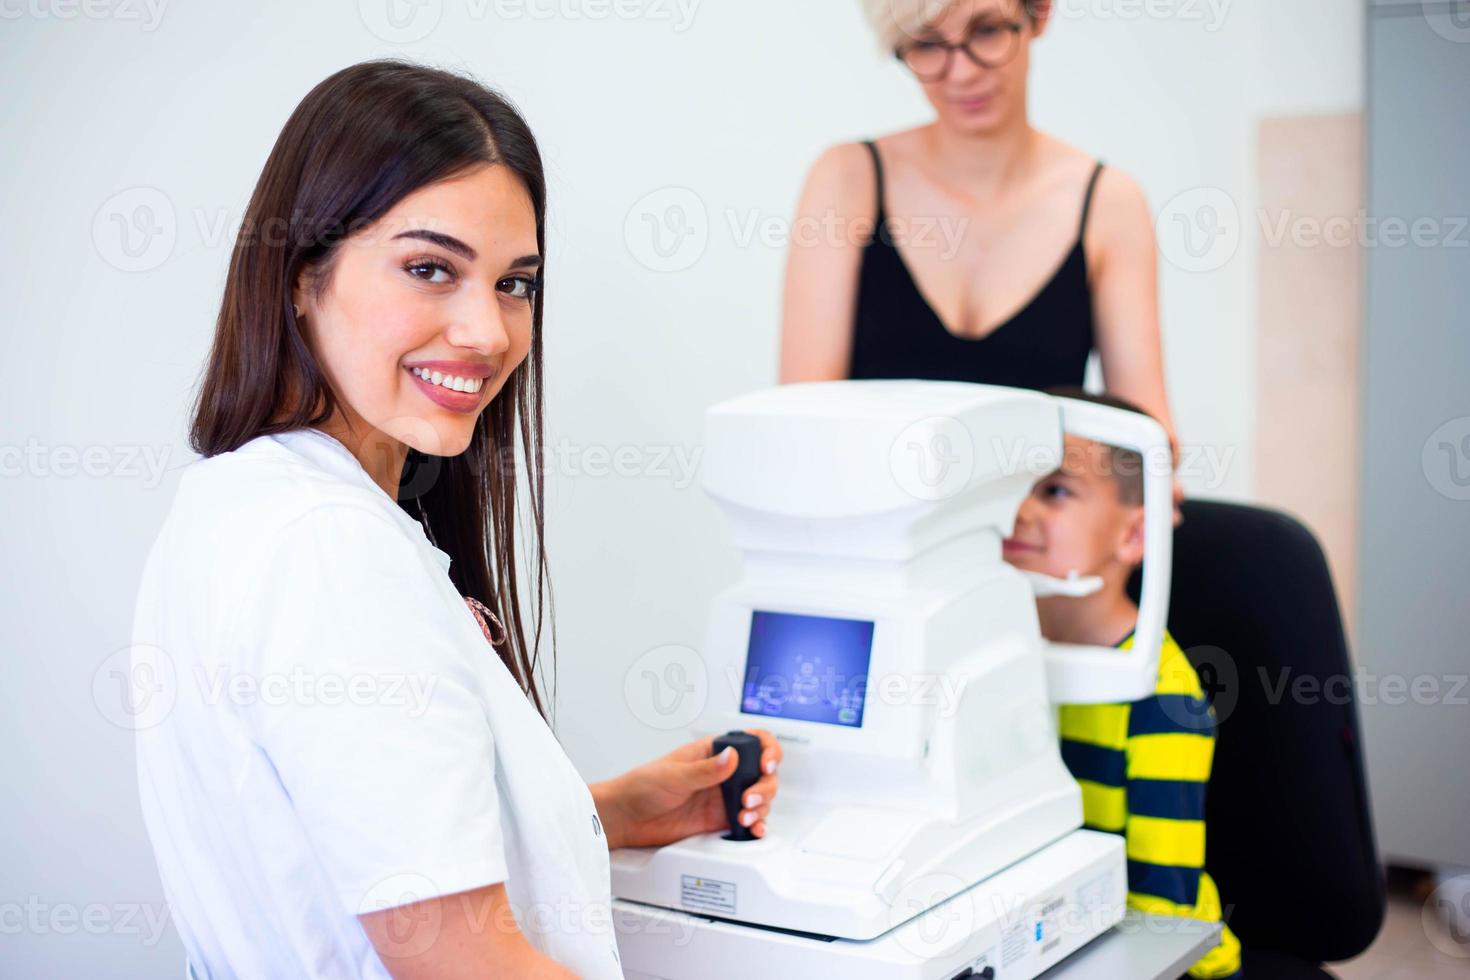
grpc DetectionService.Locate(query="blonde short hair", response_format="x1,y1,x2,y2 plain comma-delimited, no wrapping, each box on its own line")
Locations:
862,0,1039,52
862,0,948,50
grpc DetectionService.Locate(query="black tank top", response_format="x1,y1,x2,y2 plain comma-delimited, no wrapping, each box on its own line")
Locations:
848,140,1103,390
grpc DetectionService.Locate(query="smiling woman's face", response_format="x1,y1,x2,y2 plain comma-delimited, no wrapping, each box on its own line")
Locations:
294,163,540,464
909,0,1040,135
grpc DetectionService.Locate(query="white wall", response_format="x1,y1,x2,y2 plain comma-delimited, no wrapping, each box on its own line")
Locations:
0,1,1359,975
1254,0,1365,117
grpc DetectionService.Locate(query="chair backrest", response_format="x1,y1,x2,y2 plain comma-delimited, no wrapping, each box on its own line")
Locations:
1129,499,1385,962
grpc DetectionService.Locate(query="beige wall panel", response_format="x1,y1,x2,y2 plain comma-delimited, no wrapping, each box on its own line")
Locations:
1255,113,1363,633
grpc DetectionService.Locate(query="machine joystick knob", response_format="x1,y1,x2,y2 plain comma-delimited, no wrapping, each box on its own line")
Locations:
713,730,763,842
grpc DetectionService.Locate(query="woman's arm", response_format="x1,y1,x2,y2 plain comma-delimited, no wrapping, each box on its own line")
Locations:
590,731,783,850
360,882,579,979
778,143,875,383
1086,167,1178,449
1086,167,1185,515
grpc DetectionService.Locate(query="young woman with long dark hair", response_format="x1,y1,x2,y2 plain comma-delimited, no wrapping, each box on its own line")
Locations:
131,59,780,979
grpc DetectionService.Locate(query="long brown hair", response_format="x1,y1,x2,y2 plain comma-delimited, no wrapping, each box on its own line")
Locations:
189,59,554,719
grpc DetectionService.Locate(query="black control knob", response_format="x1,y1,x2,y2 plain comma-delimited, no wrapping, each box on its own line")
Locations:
713,730,763,841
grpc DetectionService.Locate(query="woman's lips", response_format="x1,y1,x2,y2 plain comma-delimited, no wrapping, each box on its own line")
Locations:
953,93,997,112
1002,538,1041,555
405,366,487,414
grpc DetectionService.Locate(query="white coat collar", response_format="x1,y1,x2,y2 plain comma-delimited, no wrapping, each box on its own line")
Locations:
275,427,454,574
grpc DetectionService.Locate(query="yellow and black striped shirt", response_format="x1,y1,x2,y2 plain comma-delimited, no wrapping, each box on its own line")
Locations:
1058,629,1242,979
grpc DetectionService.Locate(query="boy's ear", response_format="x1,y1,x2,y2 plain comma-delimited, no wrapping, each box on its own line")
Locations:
1028,0,1053,37
1116,506,1146,569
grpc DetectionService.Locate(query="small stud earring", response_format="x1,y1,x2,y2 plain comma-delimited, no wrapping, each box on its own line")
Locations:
292,303,302,318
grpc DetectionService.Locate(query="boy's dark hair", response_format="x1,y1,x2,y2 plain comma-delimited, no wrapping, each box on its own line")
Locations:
1044,386,1156,507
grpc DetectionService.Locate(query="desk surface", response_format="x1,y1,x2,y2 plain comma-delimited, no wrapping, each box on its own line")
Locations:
1041,911,1221,980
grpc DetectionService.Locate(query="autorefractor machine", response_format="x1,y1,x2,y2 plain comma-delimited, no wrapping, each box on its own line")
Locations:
610,381,1175,979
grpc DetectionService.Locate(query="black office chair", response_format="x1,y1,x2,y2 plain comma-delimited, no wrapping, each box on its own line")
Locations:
1129,500,1386,977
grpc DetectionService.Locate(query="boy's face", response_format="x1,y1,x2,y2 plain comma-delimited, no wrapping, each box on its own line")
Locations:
1002,435,1146,580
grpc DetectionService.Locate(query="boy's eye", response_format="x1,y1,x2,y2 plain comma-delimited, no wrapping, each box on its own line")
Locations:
1042,483,1072,500
404,255,455,284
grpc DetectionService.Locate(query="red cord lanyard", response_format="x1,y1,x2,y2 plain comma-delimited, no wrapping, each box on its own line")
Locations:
463,594,507,647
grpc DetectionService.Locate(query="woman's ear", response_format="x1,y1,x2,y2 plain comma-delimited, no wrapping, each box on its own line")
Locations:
290,276,310,326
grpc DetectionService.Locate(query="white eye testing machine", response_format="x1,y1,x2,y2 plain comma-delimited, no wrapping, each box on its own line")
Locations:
611,381,1175,980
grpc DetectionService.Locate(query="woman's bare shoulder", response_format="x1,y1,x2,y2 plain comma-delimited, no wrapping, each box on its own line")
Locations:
1088,164,1153,244
807,140,876,182
1026,134,1153,260
799,139,883,219
1029,134,1146,209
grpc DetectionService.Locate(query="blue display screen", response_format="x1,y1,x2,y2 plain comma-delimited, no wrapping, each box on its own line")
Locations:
739,610,874,728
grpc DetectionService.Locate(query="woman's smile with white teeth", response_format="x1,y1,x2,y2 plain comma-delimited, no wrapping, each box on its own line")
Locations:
409,367,485,393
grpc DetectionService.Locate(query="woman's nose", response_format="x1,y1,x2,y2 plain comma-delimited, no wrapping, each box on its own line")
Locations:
447,294,512,354
948,49,988,85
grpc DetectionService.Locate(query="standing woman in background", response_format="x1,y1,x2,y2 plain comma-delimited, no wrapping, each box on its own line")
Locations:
780,0,1181,468
131,59,780,980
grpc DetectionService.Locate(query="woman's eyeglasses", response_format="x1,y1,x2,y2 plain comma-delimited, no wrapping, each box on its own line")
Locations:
895,21,1024,81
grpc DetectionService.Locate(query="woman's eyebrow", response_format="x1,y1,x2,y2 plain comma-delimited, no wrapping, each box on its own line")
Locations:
392,228,478,261
390,229,541,271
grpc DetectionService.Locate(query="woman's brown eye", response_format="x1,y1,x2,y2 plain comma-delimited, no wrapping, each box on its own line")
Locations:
405,257,454,284
499,276,538,301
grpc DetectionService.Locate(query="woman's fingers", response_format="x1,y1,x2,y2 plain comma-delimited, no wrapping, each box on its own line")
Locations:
738,770,777,832
741,775,778,810
747,727,783,775
705,728,781,833
687,735,717,762
737,801,771,830
679,747,736,796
